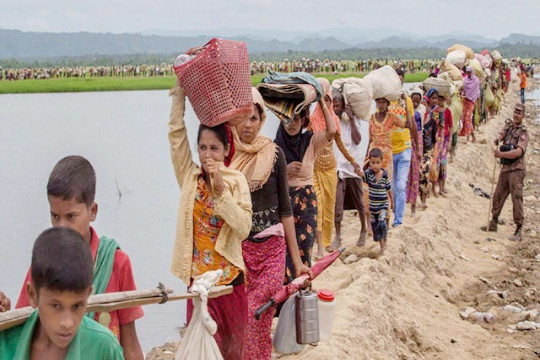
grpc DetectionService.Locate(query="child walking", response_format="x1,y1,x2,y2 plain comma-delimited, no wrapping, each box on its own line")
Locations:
363,148,393,254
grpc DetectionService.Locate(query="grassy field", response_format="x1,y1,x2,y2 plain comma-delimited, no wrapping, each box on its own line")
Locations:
0,72,429,94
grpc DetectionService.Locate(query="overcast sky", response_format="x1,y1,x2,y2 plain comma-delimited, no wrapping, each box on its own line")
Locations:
1,0,538,39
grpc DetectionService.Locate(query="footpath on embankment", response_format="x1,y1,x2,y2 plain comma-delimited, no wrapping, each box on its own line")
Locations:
146,78,540,360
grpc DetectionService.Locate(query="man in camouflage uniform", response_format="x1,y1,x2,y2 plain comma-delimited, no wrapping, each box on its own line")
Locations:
485,103,529,241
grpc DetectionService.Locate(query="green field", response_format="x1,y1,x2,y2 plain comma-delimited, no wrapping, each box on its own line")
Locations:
0,72,429,94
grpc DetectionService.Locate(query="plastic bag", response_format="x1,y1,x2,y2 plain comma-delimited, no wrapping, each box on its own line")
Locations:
449,93,463,134
484,86,495,107
332,78,373,120
446,50,467,68
176,270,224,360
364,65,402,102
273,294,304,355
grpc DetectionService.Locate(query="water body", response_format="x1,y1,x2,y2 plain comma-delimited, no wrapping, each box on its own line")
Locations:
0,83,418,351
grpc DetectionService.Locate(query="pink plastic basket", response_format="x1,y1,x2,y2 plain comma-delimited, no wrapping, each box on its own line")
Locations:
174,38,253,127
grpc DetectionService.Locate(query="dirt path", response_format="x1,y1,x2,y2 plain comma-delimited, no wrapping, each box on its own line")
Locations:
146,78,540,360
279,79,540,360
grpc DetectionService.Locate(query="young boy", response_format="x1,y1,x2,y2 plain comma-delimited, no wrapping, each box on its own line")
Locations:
363,148,393,254
15,156,144,359
0,227,124,359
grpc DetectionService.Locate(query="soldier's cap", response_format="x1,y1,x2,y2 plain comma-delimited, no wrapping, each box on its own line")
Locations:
514,103,526,112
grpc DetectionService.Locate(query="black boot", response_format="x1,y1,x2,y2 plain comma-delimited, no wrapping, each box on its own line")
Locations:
509,226,522,241
481,218,498,232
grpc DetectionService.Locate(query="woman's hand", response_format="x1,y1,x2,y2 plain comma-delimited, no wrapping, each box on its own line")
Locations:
294,263,313,279
206,158,225,197
287,161,303,176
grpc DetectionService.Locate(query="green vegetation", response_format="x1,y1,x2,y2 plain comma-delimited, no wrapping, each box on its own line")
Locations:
0,72,429,94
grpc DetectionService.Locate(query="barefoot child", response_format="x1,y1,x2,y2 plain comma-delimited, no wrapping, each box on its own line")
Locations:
15,156,144,360
363,148,393,254
0,227,124,359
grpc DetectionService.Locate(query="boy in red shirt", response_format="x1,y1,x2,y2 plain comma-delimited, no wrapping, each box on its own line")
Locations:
15,155,144,360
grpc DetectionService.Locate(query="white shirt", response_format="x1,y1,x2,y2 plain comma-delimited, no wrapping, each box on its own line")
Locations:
334,115,370,179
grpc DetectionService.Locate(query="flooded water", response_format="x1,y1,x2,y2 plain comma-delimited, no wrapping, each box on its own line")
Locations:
0,82,419,351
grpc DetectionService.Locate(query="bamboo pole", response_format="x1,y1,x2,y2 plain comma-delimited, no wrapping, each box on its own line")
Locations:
0,285,232,331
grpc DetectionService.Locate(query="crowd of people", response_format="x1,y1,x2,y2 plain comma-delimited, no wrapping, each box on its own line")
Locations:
0,64,174,80
0,51,533,360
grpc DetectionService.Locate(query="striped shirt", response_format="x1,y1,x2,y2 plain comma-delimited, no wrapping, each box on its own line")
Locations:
364,168,391,214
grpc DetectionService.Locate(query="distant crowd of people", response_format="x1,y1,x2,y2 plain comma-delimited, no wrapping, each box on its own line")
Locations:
0,64,174,80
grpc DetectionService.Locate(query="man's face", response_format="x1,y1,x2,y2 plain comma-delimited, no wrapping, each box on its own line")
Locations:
28,284,91,350
48,196,96,243
513,108,524,125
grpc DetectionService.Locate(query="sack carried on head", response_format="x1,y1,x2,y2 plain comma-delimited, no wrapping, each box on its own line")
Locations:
364,65,401,102
332,78,373,120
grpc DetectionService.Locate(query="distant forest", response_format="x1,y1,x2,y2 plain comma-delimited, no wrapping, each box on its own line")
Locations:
1,43,539,68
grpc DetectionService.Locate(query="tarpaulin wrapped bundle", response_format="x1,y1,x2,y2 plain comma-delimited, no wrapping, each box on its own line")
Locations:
363,65,402,102
423,77,454,98
174,38,253,127
446,50,467,69
475,53,491,69
447,44,475,60
256,70,322,126
331,77,373,120
441,61,463,81
175,270,225,360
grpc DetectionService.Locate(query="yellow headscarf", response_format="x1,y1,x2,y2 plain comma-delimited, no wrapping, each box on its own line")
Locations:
230,88,278,192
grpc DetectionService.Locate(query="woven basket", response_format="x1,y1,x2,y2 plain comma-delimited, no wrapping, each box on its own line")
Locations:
174,38,253,127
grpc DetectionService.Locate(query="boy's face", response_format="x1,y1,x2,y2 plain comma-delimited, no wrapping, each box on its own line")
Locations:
48,196,97,243
369,156,383,172
28,284,91,349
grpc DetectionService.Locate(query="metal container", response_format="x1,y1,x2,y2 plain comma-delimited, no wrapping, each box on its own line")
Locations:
295,289,320,344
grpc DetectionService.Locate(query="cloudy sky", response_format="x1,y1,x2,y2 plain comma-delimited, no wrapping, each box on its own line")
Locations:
1,0,538,39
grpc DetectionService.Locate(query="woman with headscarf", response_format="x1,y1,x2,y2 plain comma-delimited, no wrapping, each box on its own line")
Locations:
310,78,361,256
407,88,425,215
459,65,480,143
367,96,409,181
274,90,336,284
168,80,252,360
420,88,444,208
230,88,311,360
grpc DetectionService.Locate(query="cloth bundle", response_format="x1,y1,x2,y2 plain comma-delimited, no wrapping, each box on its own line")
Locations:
256,70,322,125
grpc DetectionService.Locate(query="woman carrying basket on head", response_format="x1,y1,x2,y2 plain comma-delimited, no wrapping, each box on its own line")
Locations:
230,88,311,360
168,79,252,360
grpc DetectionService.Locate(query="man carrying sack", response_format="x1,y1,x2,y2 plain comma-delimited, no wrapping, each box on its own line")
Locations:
483,103,529,241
